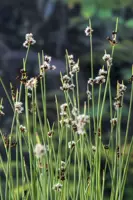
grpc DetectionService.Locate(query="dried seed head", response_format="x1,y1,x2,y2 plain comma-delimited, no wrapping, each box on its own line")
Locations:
23,33,36,48
85,26,93,36
44,55,51,63
93,75,106,84
113,100,122,110
40,55,56,73
68,54,74,60
48,130,54,138
92,145,96,152
68,141,76,149
19,125,27,133
119,83,127,96
98,69,107,76
34,144,47,158
61,161,66,167
62,75,71,83
52,183,63,192
25,77,38,90
50,65,56,70
110,118,117,125
88,78,94,85
102,53,112,67
14,102,24,114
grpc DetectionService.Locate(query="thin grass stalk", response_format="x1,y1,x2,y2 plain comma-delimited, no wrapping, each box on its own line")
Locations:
110,123,118,200
25,87,34,198
0,178,3,200
110,88,121,200
97,84,102,127
120,137,133,200
101,167,106,200
76,67,80,111
38,53,45,130
98,66,111,129
0,78,14,110
117,96,124,200
87,85,93,199
18,128,25,199
6,112,16,200
96,83,102,200
75,136,84,200
15,115,19,199
23,44,30,69
122,66,133,165
99,17,119,130
23,158,32,198
89,19,96,132
41,51,48,135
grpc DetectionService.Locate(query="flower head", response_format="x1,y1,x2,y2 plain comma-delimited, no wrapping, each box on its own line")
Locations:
34,144,47,158
85,26,93,36
98,69,107,76
61,161,66,167
75,114,90,135
23,33,36,48
25,78,37,90
40,55,56,74
93,75,106,84
19,125,27,133
70,62,79,74
52,183,63,192
60,103,68,117
14,102,24,114
119,83,127,96
68,141,76,149
44,55,51,63
62,75,71,83
102,53,112,67
88,78,94,86
110,118,117,125
47,130,54,138
113,100,121,110
60,83,75,91
92,145,96,152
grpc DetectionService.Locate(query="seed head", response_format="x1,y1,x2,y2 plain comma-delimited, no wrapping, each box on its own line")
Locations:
25,77,37,90
85,26,93,36
14,102,24,114
19,125,27,133
23,33,36,48
68,141,76,149
110,118,117,125
34,144,47,158
102,53,112,67
93,75,106,84
98,69,107,76
52,183,63,192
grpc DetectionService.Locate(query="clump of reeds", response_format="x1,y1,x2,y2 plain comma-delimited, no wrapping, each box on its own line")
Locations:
0,19,133,200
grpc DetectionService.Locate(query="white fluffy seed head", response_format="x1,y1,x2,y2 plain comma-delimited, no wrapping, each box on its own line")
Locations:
34,144,47,158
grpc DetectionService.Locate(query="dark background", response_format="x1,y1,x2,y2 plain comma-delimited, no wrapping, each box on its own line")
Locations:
0,0,133,198
0,0,133,129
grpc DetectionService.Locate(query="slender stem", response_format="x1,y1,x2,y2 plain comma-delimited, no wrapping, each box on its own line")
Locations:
89,19,96,132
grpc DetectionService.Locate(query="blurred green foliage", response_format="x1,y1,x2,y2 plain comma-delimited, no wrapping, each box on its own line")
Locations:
67,0,133,17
